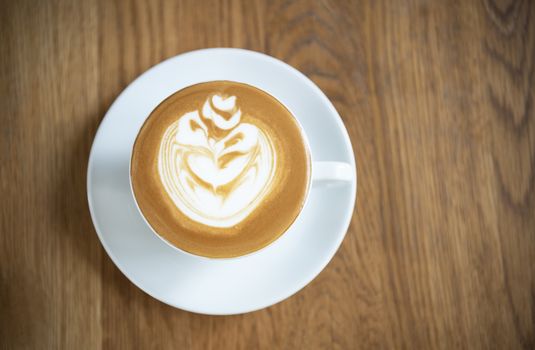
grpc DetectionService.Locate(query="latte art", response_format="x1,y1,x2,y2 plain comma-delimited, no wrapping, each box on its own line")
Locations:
158,94,276,227
131,81,310,258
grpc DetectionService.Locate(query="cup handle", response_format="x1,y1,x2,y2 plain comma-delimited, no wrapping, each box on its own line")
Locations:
312,161,354,184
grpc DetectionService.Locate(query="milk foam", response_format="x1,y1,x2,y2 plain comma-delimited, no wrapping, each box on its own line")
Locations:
158,94,276,228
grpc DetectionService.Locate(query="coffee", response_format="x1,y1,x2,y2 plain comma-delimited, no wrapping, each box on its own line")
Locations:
131,81,310,258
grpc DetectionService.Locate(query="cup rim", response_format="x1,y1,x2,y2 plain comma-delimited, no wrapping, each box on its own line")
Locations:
128,80,314,260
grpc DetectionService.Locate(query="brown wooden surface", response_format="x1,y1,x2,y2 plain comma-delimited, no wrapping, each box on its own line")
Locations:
1,0,534,349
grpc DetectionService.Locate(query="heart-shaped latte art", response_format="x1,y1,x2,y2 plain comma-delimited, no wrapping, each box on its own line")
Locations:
158,94,276,228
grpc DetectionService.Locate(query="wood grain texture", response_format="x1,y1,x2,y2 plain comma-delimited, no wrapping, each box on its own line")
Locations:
1,0,534,348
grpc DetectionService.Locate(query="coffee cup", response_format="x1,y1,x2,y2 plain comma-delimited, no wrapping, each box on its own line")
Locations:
130,80,353,259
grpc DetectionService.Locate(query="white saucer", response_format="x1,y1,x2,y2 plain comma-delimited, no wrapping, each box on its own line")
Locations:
87,48,357,315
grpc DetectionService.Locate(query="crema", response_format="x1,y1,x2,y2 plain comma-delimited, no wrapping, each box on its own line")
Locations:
131,81,310,258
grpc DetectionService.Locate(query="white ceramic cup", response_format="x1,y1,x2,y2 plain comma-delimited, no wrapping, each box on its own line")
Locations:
129,82,354,259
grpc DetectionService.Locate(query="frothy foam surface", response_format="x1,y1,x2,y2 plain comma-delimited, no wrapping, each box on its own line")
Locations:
158,94,276,227
130,81,310,258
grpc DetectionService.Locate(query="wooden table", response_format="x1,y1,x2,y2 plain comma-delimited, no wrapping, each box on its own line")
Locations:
1,1,534,348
